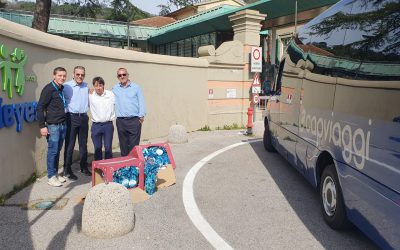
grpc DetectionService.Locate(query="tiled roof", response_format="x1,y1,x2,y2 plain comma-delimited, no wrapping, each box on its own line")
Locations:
194,0,246,7
132,16,176,28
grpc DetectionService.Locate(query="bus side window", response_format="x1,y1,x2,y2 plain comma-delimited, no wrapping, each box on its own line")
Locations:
274,59,285,95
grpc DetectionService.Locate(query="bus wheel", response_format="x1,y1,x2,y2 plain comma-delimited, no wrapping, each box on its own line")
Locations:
320,164,349,229
263,122,275,152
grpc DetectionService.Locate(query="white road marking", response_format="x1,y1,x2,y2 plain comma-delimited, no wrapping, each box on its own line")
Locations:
182,139,262,250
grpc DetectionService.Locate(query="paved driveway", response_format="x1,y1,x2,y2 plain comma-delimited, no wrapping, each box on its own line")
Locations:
0,131,377,249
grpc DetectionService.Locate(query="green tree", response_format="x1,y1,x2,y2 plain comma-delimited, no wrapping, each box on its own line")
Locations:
158,0,201,15
158,4,171,16
52,0,105,18
51,2,81,16
5,1,39,12
108,0,150,22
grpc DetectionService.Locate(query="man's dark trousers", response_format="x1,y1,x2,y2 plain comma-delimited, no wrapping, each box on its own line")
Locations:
64,113,89,173
116,117,141,156
91,121,114,160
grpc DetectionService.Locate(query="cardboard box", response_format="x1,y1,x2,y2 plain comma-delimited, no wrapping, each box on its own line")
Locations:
156,164,176,189
130,143,176,169
92,156,149,203
91,156,145,190
130,143,177,189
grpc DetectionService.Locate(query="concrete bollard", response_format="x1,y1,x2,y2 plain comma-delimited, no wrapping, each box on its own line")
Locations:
82,183,135,238
252,121,264,138
167,124,188,144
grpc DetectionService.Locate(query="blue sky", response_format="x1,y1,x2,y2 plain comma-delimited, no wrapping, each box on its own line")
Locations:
131,0,177,15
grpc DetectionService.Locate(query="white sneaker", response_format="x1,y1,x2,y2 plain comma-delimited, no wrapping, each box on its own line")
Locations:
47,176,62,187
57,175,66,183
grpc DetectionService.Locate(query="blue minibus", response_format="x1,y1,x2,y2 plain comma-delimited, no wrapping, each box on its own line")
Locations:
263,0,400,249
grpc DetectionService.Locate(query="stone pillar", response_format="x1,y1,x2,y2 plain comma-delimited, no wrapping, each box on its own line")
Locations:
229,9,267,123
229,9,267,47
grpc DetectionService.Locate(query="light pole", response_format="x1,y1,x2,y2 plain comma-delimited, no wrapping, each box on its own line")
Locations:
126,4,134,50
127,21,130,49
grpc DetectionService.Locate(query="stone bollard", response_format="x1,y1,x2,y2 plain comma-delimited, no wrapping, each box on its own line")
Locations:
252,121,264,138
82,183,135,238
167,124,188,144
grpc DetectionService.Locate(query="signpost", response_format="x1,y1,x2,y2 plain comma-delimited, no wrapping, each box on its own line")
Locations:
251,47,262,72
250,72,262,123
208,89,213,99
252,93,260,104
251,73,261,94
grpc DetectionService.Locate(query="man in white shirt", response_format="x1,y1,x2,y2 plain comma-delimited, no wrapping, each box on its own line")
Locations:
89,77,116,160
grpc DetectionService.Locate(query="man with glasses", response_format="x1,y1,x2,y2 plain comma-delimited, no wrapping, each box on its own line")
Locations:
37,67,68,187
112,68,146,156
63,66,91,180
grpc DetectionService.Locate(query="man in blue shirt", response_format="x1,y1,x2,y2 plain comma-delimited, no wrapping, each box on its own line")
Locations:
63,66,91,180
112,68,146,156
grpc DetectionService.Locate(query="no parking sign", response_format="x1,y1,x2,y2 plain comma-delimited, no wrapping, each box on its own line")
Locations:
251,47,262,72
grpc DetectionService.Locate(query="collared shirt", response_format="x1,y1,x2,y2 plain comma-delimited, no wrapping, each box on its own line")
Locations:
64,80,89,113
89,90,116,123
112,81,146,118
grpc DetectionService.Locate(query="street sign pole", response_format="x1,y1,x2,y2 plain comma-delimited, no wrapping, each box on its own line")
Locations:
251,72,261,122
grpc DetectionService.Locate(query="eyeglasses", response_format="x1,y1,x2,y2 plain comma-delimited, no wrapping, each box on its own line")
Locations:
117,73,127,77
75,74,85,77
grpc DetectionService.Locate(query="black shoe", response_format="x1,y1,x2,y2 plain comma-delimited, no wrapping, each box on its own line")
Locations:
80,169,92,176
64,172,78,181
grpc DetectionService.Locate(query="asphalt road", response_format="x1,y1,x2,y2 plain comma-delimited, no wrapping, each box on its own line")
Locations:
0,130,377,249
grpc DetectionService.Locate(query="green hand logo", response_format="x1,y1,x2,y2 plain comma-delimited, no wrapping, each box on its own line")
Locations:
0,44,27,99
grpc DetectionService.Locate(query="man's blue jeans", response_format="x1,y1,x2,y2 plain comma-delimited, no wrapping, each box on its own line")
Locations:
47,123,67,178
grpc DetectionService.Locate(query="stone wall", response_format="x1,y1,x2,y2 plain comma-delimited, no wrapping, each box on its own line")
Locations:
0,8,266,195
0,18,208,195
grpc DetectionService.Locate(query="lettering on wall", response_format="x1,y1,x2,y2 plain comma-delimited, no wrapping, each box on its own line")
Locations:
0,44,37,132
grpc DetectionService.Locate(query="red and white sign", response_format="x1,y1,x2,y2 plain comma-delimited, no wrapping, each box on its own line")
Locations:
251,47,262,73
286,94,292,103
252,73,261,94
252,93,260,104
208,89,214,99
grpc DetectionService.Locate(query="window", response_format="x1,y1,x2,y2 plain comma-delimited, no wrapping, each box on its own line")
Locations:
177,40,184,56
295,0,358,78
170,42,177,56
274,59,285,94
192,36,200,57
298,0,354,50
343,0,399,63
280,36,292,56
184,38,192,57
159,45,165,55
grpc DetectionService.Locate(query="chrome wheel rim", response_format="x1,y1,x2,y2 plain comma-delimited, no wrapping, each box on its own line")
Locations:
322,176,337,217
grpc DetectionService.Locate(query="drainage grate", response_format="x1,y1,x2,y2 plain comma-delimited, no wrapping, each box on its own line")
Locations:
23,198,69,210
